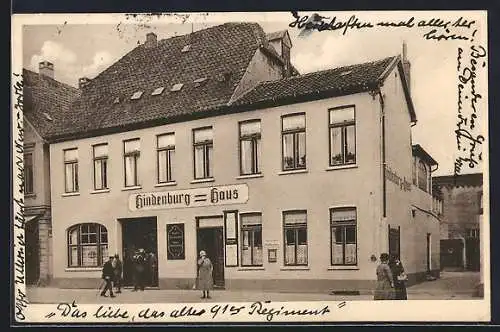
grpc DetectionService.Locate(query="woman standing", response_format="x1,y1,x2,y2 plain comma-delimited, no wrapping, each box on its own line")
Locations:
197,250,213,299
374,253,394,300
389,255,408,300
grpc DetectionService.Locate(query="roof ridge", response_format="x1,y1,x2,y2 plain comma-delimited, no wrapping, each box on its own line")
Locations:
22,67,80,93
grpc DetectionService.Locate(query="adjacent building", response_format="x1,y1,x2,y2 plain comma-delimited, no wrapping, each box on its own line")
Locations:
29,23,440,293
23,62,81,285
434,173,483,271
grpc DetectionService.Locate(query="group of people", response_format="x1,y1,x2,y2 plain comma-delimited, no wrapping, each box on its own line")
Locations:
374,253,408,300
100,248,158,297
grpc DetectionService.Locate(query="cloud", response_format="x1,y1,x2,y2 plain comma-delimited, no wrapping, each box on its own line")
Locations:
80,51,114,78
30,40,77,73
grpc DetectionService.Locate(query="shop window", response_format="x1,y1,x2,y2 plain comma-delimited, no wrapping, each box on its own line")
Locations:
329,106,356,166
241,213,263,266
64,148,79,193
283,210,308,266
282,113,306,171
67,223,108,267
330,207,357,266
124,139,140,187
239,120,261,175
24,153,34,194
157,133,175,183
93,144,108,190
418,160,428,192
193,127,213,179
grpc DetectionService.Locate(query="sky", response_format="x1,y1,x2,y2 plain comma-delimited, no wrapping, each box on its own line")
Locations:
19,11,488,177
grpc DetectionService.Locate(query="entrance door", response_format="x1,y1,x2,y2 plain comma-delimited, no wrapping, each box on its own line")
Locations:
25,218,39,285
388,225,401,259
120,217,158,287
196,221,224,288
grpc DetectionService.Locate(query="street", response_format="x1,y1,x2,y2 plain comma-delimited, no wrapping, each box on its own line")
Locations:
25,271,481,304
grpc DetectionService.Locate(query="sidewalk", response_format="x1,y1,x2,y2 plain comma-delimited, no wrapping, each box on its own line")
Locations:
25,271,481,304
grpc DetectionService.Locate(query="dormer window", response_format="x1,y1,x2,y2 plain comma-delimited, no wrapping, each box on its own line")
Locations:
193,77,207,87
42,112,53,121
131,91,143,100
152,87,165,96
181,45,191,53
170,83,184,92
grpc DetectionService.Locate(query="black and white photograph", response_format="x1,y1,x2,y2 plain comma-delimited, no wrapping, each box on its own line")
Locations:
11,11,489,323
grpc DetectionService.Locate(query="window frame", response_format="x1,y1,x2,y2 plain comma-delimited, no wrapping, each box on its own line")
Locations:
63,148,79,193
328,105,356,167
330,207,358,266
67,223,108,268
239,120,262,176
281,113,307,171
92,143,109,190
240,212,263,267
24,152,34,195
282,210,308,266
192,126,214,180
417,160,428,192
157,133,176,184
123,138,140,187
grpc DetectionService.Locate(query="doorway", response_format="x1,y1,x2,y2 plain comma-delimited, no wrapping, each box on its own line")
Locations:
426,233,432,272
196,217,225,288
25,218,40,285
388,225,401,259
120,217,158,287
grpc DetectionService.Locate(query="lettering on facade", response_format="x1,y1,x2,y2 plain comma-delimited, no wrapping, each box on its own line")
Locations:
385,165,412,192
129,184,249,211
167,224,185,260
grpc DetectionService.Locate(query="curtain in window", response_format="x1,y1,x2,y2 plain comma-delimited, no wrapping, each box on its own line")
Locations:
158,150,168,183
194,145,205,178
241,140,252,174
283,114,305,131
297,132,306,167
330,127,342,165
125,155,136,186
346,125,356,163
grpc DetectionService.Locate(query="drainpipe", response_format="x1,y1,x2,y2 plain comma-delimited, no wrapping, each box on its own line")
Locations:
378,90,387,218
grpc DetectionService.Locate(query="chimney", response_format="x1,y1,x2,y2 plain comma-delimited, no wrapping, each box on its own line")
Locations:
78,77,91,89
145,32,157,48
39,61,54,79
402,42,411,93
266,30,293,78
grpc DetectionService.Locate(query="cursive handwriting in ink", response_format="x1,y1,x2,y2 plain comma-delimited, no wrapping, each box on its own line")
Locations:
170,305,206,318
289,12,374,35
15,289,29,321
377,17,415,28
210,304,246,319
138,307,166,319
56,300,88,318
423,29,469,41
452,17,476,29
248,301,331,322
94,305,130,319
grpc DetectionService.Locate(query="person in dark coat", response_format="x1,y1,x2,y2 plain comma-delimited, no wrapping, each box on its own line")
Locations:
373,253,394,300
149,252,158,286
132,248,147,291
197,250,214,299
101,256,115,298
113,254,123,294
389,255,408,300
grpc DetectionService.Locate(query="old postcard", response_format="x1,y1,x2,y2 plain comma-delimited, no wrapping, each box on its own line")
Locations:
11,11,490,324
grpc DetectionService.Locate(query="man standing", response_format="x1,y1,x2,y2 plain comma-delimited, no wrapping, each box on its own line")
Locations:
132,248,147,291
113,254,123,294
101,256,115,298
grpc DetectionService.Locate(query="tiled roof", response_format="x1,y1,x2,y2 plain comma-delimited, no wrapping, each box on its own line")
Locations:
412,144,438,166
433,173,483,188
23,69,81,139
232,56,415,122
46,23,271,141
266,30,287,41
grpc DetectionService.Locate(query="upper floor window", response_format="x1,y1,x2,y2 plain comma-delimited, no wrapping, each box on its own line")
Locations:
239,120,261,175
24,153,34,195
193,127,213,179
93,144,108,190
124,139,140,187
241,213,263,266
282,114,306,171
64,148,79,193
67,223,108,267
418,160,428,192
157,133,175,183
329,106,356,166
330,207,357,266
412,156,417,185
283,210,308,266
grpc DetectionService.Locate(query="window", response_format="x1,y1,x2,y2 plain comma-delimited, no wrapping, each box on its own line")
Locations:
330,207,357,265
239,120,261,175
466,228,479,239
193,127,213,179
241,213,263,266
282,114,306,170
283,210,307,266
157,133,175,183
124,139,140,187
418,160,428,192
329,106,356,166
67,223,108,267
64,148,79,193
24,153,34,195
93,144,108,190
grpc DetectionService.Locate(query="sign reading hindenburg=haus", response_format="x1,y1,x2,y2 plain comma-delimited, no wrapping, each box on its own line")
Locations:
129,184,249,211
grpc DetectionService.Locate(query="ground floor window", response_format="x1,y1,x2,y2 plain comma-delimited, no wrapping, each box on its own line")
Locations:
330,207,357,265
283,210,308,266
241,213,262,266
67,223,108,267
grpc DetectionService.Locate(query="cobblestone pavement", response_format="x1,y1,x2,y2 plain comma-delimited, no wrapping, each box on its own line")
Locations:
26,271,481,304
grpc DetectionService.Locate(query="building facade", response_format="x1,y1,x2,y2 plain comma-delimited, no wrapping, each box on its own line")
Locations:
41,23,440,293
